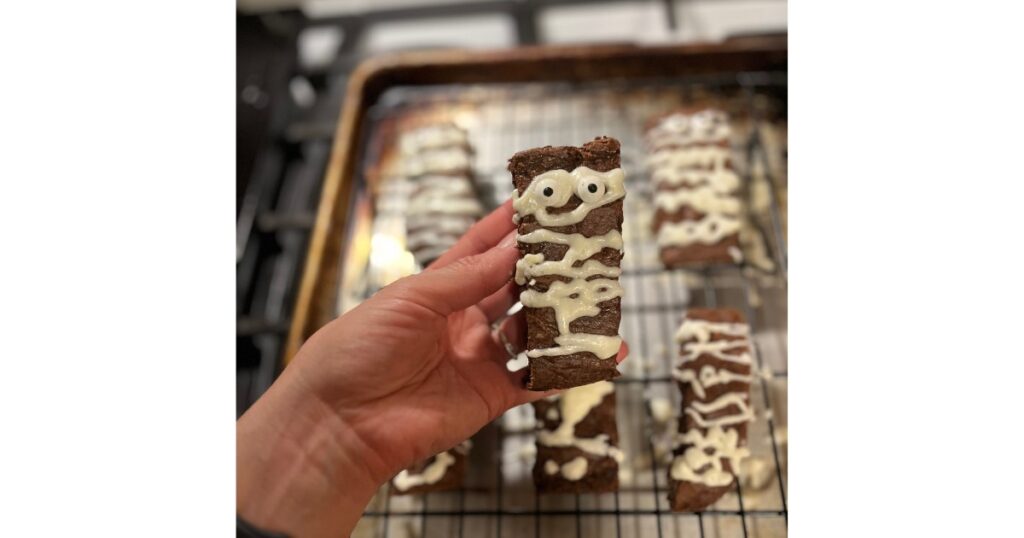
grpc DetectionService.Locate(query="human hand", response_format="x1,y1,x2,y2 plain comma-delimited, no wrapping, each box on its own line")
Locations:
237,200,627,537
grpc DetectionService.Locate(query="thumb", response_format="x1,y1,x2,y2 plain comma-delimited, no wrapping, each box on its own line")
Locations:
382,241,519,317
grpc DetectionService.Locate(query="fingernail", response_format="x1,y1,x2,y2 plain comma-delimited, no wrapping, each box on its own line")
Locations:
498,231,517,249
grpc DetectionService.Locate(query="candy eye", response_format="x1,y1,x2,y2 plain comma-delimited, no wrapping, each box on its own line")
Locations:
576,176,606,203
533,176,572,207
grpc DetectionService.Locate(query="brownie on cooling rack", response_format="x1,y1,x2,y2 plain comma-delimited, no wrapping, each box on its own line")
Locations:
400,123,483,267
668,308,753,511
646,109,745,268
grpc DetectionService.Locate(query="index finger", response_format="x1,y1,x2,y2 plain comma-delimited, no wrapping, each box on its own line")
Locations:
428,199,515,270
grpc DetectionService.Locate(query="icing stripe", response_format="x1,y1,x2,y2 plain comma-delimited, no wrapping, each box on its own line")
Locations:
404,147,472,176
673,366,753,399
393,451,454,491
520,278,622,336
670,426,749,487
400,125,467,155
655,184,744,215
656,214,743,247
536,381,622,461
647,146,730,171
527,333,622,360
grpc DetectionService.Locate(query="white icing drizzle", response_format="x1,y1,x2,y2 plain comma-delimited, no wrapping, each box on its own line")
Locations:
649,397,674,424
527,333,623,360
646,110,730,149
521,278,622,338
676,319,750,342
514,166,625,361
684,393,753,427
414,175,475,195
392,440,472,491
506,352,529,372
404,147,471,176
514,229,623,285
544,460,559,475
654,185,743,215
652,168,740,190
673,365,753,399
646,146,730,171
512,167,625,227
513,168,625,359
657,214,742,247
406,214,475,232
406,215,476,251
407,194,482,216
675,318,753,369
400,125,467,155
536,381,622,461
560,457,588,481
670,426,749,487
680,339,752,365
740,456,774,490
392,451,454,491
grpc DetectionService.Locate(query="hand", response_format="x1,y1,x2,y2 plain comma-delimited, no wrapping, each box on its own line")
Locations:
237,200,628,537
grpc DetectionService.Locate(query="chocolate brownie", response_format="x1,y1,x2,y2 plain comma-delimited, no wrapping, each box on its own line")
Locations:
401,123,482,267
646,109,745,268
390,440,472,495
668,308,753,511
533,380,621,493
508,137,625,391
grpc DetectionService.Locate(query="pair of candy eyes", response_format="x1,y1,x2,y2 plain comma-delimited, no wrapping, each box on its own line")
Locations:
543,184,598,196
535,179,605,207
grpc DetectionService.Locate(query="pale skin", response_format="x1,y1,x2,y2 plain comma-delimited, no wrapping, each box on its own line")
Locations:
237,200,628,537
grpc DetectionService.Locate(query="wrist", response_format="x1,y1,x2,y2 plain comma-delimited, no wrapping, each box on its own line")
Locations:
237,368,385,537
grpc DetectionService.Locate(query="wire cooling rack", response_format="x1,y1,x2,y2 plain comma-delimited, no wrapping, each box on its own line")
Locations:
339,72,788,538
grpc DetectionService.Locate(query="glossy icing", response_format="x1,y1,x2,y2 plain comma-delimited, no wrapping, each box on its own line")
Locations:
513,166,625,360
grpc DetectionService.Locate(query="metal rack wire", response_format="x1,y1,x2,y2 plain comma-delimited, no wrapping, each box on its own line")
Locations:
342,72,787,538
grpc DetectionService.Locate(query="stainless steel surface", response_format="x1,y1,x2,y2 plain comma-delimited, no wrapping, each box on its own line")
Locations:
341,75,788,538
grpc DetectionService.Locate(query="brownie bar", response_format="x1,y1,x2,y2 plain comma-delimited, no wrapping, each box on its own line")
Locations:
401,124,482,267
533,380,621,493
508,137,625,391
391,440,472,495
668,308,753,511
646,109,744,268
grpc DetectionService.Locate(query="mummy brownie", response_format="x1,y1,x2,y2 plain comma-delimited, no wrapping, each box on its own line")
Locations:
668,308,753,511
647,109,744,267
508,137,625,391
533,381,621,493
401,123,483,266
